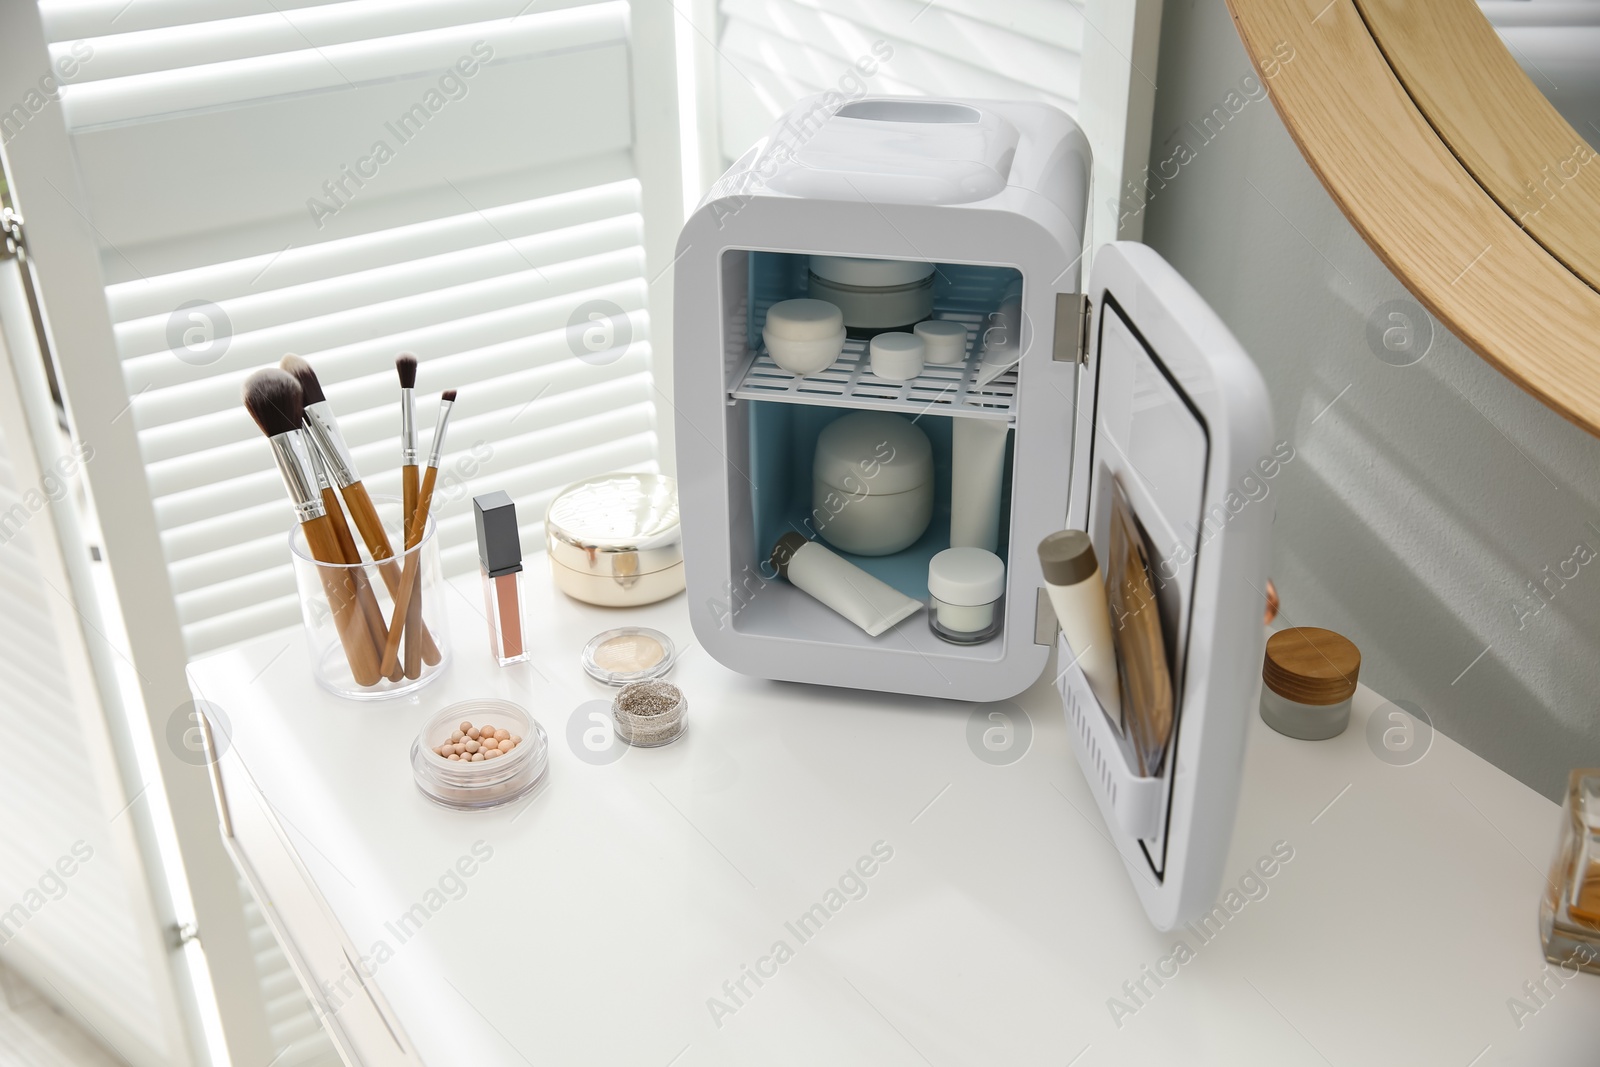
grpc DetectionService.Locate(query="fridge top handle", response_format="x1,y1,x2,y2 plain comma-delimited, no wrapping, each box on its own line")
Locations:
764,96,1021,205
1064,240,1276,931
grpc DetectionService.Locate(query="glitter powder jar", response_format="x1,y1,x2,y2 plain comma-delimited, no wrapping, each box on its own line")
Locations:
612,680,687,748
582,627,677,686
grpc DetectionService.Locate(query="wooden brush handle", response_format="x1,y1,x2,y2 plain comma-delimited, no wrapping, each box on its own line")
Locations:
342,479,442,664
380,466,440,677
402,465,423,679
323,488,401,682
303,513,383,687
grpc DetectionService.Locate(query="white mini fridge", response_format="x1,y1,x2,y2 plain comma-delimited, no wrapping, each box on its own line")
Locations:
674,96,1274,928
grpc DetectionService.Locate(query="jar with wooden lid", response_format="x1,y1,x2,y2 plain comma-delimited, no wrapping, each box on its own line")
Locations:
1259,626,1361,740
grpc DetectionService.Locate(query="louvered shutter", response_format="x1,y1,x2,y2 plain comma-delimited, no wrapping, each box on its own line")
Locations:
39,0,680,655
0,260,192,1066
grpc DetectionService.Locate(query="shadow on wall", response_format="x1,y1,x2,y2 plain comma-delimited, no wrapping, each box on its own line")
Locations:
1139,0,1600,801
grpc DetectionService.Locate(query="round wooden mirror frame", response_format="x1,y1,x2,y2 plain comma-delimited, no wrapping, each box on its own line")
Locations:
1228,0,1600,436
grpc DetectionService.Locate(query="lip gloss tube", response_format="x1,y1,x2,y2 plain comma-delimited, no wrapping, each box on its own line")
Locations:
474,491,529,666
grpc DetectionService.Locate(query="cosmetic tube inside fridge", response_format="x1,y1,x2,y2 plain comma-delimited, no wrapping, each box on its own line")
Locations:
975,280,1024,386
1038,529,1122,723
951,419,1009,552
770,533,921,637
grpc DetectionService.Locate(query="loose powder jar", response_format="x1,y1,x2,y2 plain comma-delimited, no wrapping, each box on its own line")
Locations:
612,680,687,748
411,699,549,810
582,626,677,686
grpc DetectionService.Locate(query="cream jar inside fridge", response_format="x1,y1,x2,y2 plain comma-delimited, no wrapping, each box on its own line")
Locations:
675,96,1277,929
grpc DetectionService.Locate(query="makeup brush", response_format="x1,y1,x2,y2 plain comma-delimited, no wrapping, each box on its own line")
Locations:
308,443,401,682
396,354,424,679
243,369,382,687
380,389,456,678
281,354,442,666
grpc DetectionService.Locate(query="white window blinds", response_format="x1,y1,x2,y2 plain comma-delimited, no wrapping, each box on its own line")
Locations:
714,0,1085,162
40,0,676,656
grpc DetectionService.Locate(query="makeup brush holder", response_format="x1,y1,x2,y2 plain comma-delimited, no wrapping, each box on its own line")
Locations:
288,495,450,700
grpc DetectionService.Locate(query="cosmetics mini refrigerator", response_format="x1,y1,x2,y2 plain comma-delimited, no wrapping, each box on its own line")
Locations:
674,97,1273,928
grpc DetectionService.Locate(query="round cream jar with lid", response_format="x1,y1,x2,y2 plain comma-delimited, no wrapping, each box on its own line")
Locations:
927,547,1006,644
1259,626,1361,740
915,319,969,365
811,411,933,556
763,298,846,375
808,256,936,338
869,331,926,381
546,473,684,607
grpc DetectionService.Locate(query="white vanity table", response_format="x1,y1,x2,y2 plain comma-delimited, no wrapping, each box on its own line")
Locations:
188,564,1600,1066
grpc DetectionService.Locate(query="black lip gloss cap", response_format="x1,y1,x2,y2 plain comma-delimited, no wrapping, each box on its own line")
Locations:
474,491,523,578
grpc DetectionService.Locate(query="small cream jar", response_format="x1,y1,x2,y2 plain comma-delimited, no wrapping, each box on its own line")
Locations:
914,319,970,365
546,472,684,607
869,331,926,381
763,298,846,375
808,256,936,338
927,547,1006,644
811,411,933,556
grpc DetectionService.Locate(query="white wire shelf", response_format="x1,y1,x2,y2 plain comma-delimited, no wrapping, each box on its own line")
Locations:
727,310,1019,422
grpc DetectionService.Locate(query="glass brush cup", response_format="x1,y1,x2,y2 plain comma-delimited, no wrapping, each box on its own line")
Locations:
288,495,449,700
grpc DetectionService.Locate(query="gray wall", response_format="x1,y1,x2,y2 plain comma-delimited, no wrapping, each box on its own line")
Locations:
1140,0,1600,800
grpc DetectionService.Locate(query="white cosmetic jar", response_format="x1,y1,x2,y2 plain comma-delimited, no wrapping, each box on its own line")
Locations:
869,331,925,381
546,472,684,607
762,298,846,375
811,411,934,556
914,319,969,365
927,547,1006,644
808,256,936,336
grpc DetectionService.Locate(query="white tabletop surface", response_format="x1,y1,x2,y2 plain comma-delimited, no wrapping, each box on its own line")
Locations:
188,564,1600,1066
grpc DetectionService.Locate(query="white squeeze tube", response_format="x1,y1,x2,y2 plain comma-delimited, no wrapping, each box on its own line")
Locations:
771,533,922,637
1037,530,1123,721
950,419,1009,552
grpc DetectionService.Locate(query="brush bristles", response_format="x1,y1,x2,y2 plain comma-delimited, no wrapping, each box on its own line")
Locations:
279,354,326,407
395,353,417,389
243,368,305,438
440,389,457,403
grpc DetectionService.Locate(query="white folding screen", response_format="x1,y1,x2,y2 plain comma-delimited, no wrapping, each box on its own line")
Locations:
0,258,193,1066
38,0,682,656
6,1,685,1063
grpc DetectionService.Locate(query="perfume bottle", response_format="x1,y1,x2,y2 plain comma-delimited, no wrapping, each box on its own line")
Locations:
1541,769,1600,974
474,491,528,666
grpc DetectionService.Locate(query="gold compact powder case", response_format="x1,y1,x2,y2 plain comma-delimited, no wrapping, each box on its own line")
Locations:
545,472,685,607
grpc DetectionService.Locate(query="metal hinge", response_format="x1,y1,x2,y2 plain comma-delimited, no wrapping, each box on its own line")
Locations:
1033,587,1058,646
0,208,23,260
169,921,200,949
1053,292,1093,364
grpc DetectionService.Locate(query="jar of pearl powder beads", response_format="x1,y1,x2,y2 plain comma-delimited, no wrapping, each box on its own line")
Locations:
411,699,549,810
612,680,688,748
